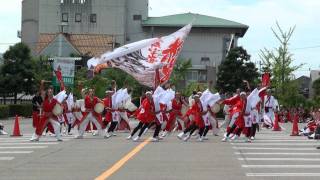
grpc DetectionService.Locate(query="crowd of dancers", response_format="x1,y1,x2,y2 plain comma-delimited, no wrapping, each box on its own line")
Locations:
27,79,288,143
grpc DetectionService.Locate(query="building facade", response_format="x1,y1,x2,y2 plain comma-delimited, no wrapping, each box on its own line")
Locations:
309,70,320,98
21,0,248,85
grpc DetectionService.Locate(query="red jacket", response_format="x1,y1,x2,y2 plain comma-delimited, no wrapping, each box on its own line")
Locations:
84,95,101,121
223,95,240,115
136,98,155,123
43,97,58,120
190,101,204,128
103,96,112,122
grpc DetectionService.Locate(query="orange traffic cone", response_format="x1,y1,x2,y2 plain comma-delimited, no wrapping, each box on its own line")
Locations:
273,113,281,131
11,115,22,136
290,113,299,136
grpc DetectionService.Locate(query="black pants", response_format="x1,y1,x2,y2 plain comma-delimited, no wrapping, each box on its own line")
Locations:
108,121,118,133
250,123,258,137
67,123,72,133
226,124,242,137
202,125,210,137
131,122,150,137
183,122,199,136
153,124,161,138
198,127,205,137
148,121,156,129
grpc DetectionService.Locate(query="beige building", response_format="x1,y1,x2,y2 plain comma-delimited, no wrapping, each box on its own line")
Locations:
21,0,248,85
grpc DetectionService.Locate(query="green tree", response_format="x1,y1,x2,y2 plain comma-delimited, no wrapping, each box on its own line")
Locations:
216,46,259,93
259,23,302,93
0,43,36,104
32,56,53,87
73,67,146,104
170,58,192,87
259,22,303,106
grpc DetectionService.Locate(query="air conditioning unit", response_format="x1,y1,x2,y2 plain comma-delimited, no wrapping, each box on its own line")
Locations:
17,30,22,38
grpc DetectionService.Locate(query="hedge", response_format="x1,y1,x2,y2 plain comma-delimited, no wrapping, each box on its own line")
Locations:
0,105,9,119
8,104,33,117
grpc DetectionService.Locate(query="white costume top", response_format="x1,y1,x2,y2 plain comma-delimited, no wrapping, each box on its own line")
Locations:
264,95,276,110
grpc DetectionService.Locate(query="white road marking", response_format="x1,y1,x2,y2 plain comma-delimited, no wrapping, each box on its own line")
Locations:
0,151,33,154
234,152,320,155
231,143,319,146
246,173,320,177
238,157,320,161
0,146,48,149
0,139,69,143
254,136,305,139
253,139,314,142
0,142,59,145
0,157,14,160
242,164,320,168
233,147,317,150
0,136,74,140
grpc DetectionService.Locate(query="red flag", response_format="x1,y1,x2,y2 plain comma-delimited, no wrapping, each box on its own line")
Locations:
261,72,270,87
54,66,65,91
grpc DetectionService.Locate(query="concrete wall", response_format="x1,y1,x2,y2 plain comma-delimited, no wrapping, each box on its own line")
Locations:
22,0,130,53
126,0,149,43
309,70,320,98
39,0,60,33
21,0,40,55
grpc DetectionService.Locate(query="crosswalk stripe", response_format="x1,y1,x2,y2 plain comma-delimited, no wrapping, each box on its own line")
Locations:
0,136,75,140
242,164,320,168
234,152,320,155
0,146,48,149
0,139,70,142
0,157,14,160
231,143,319,146
246,173,320,177
253,139,314,142
233,147,317,150
238,158,320,161
0,142,59,145
0,151,33,154
254,136,305,139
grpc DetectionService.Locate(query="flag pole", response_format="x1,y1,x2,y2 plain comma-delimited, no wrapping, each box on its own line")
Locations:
154,68,160,90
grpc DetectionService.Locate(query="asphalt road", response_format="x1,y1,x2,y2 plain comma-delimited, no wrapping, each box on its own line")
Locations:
0,118,319,180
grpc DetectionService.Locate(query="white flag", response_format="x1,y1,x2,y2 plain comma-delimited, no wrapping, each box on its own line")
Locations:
87,24,192,87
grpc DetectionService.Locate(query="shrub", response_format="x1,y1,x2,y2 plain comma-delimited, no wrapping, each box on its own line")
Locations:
8,104,33,117
0,105,9,119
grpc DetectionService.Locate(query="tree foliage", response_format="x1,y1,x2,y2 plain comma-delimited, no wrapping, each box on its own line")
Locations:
259,22,304,106
0,43,36,104
216,46,259,93
32,56,53,87
73,67,146,104
170,58,192,86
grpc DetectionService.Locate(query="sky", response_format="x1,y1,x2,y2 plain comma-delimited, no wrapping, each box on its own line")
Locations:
0,0,319,77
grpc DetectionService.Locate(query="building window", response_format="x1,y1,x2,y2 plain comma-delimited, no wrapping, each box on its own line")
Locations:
187,71,198,81
201,57,210,62
201,57,210,65
75,13,81,22
62,13,68,22
198,70,207,82
133,15,142,20
90,14,97,23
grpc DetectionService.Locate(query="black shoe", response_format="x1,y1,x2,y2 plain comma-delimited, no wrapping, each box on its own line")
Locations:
317,147,320,150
